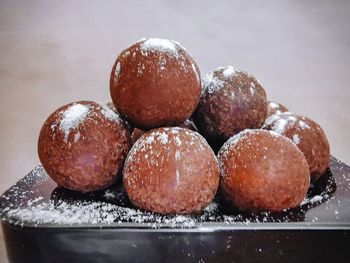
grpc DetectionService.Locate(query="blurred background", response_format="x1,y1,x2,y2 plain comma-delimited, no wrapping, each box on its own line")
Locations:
0,0,349,261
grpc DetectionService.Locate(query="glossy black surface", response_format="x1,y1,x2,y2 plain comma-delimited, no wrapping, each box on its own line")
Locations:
1,157,349,227
0,157,349,262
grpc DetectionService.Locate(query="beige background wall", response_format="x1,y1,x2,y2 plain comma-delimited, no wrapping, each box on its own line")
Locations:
0,0,349,261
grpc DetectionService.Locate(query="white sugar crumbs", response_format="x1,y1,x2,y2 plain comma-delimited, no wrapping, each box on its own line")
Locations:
175,150,181,160
263,113,311,134
1,164,339,227
292,134,300,145
59,104,90,141
222,66,236,78
145,135,155,144
0,166,202,227
140,38,178,58
299,120,309,129
74,132,80,143
203,72,224,94
157,133,168,144
104,190,116,200
274,119,288,134
301,195,324,205
218,129,283,161
269,102,279,109
159,58,167,70
175,136,182,146
218,129,259,158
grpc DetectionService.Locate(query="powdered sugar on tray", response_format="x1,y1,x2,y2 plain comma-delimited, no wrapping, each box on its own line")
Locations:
0,157,342,227
0,166,203,227
59,104,90,141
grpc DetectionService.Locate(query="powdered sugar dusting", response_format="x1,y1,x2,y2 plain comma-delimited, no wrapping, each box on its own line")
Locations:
264,114,282,127
301,195,323,205
175,150,181,160
201,66,260,102
263,113,311,134
124,129,171,168
74,132,80,143
123,127,218,193
158,133,168,144
274,118,288,133
0,160,340,227
269,102,279,109
140,38,178,58
175,136,182,146
218,129,286,162
159,58,167,70
206,66,239,91
218,129,260,160
0,167,199,227
202,71,224,94
145,135,155,144
99,103,122,122
299,120,310,129
222,66,236,78
59,104,90,141
292,134,300,145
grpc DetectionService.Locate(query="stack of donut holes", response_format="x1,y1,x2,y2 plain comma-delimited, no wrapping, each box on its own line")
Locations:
38,38,330,214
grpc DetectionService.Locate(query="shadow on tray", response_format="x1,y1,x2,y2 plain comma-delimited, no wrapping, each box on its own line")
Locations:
49,168,336,223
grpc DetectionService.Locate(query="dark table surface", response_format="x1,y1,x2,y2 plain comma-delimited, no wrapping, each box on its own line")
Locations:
0,157,349,262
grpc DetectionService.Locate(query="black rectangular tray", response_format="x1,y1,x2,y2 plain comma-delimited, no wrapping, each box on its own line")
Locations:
1,156,349,263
